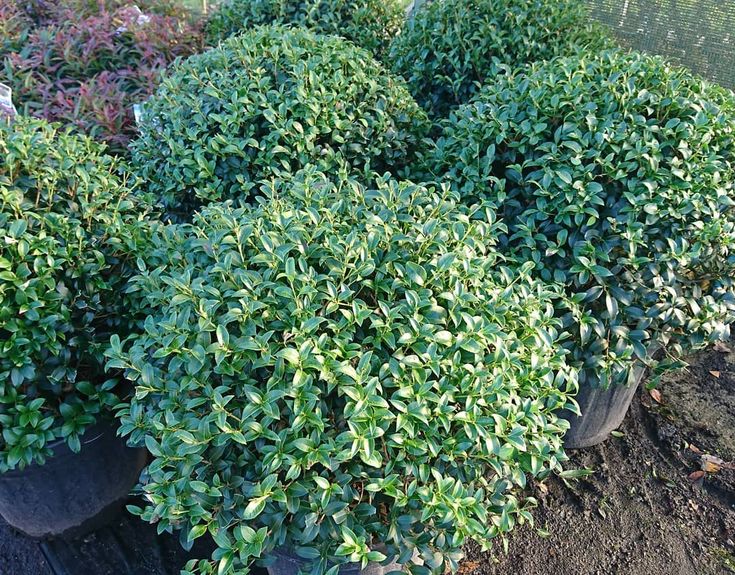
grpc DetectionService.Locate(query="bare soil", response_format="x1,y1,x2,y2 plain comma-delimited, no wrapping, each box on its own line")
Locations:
0,519,50,575
0,504,218,575
1,345,734,575
467,344,735,575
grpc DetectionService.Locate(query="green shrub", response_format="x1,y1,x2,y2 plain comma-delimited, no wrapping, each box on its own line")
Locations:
109,171,576,574
424,49,735,388
388,0,612,119
204,0,405,58
131,26,430,220
0,117,152,472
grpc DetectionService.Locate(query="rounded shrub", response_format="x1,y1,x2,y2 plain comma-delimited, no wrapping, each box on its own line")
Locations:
0,116,152,472
424,49,735,387
205,0,405,58
109,171,576,574
130,26,430,220
388,0,612,118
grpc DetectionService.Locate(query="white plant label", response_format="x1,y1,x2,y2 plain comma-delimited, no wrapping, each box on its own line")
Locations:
0,83,17,120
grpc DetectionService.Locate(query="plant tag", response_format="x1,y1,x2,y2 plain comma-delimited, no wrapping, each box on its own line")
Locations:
133,99,160,130
405,0,429,20
133,103,143,125
116,5,151,34
0,83,17,121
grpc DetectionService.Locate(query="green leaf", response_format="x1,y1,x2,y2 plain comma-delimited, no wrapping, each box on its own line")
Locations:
434,330,453,346
405,262,426,286
278,348,300,366
314,476,330,489
217,552,234,575
243,497,267,520
188,524,208,542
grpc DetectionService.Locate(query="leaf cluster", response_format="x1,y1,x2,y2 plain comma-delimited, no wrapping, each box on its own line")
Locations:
0,116,154,471
387,0,613,119
423,49,735,387
110,172,576,574
0,1,31,59
130,26,430,220
205,0,405,59
2,0,202,154
6,0,190,28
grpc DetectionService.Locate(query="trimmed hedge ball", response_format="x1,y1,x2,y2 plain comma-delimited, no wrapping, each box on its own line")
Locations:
0,117,152,470
205,0,405,58
111,170,576,574
131,25,430,219
424,50,735,387
388,0,612,118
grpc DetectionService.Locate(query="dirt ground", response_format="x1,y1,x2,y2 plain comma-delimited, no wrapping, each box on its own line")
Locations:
469,343,735,575
1,345,734,575
0,518,50,575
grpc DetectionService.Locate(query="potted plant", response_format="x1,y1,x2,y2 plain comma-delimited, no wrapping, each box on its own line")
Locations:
130,25,430,221
204,0,405,59
421,49,735,447
108,171,577,574
0,116,152,537
386,0,612,119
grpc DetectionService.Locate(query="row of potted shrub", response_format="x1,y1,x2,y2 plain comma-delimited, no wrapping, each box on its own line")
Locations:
1,0,735,573
0,0,612,154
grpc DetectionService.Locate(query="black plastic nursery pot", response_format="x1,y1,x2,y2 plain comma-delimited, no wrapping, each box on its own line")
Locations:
0,419,147,539
561,346,660,449
266,547,405,575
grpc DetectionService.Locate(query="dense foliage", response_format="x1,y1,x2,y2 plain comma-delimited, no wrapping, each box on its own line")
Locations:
0,117,152,472
423,49,735,387
4,0,190,27
2,0,201,154
109,172,576,574
388,0,612,118
131,26,430,220
5,1,733,568
205,0,405,58
0,1,30,58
